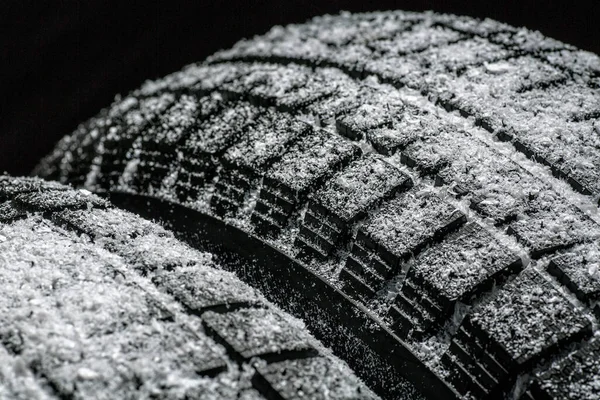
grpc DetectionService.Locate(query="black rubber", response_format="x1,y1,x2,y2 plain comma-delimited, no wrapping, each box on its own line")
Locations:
34,10,600,400
0,176,387,400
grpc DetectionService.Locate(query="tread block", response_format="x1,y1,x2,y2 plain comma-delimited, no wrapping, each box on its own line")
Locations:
152,268,262,314
444,268,592,398
546,242,600,304
13,189,108,213
295,236,330,262
506,193,600,258
103,93,177,148
96,94,177,189
254,356,379,400
213,112,310,216
176,103,260,201
54,109,113,186
254,199,289,225
212,176,249,211
336,101,401,140
274,69,338,113
368,23,465,55
184,102,261,157
132,94,224,190
404,126,550,224
211,192,243,216
343,186,465,298
202,308,316,361
252,130,361,235
389,296,435,340
52,207,219,276
0,176,68,202
411,37,513,74
528,338,600,400
222,111,311,173
264,130,361,198
302,210,341,240
311,155,412,226
219,64,307,103
436,55,600,198
303,69,367,121
307,12,416,46
250,210,286,237
473,269,592,366
392,223,523,337
434,13,517,36
145,93,221,149
137,62,250,96
295,155,412,259
344,256,385,289
365,106,437,155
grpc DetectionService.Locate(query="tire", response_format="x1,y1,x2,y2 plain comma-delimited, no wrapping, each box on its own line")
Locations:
0,175,390,400
34,10,600,400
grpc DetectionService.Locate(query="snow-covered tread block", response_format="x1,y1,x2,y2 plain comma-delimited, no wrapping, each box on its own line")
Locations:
51,207,264,314
334,88,406,141
177,102,262,200
400,122,548,224
0,176,379,400
202,308,318,363
365,107,442,156
131,93,224,191
341,187,466,300
391,223,523,339
212,110,310,216
97,93,177,189
251,129,361,237
12,189,108,213
524,338,600,400
254,357,379,400
0,175,67,202
506,193,600,258
0,176,108,220
441,268,592,398
295,154,412,260
546,242,600,315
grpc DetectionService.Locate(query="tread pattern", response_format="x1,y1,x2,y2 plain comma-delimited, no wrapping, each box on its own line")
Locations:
0,176,381,400
390,223,523,340
342,186,466,301
295,154,411,261
441,268,591,398
34,10,600,400
252,129,360,237
525,338,600,400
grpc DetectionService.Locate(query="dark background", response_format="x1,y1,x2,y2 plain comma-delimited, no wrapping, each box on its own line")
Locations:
2,0,599,176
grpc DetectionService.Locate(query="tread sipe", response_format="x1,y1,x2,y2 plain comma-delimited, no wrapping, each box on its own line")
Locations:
35,10,600,400
0,175,385,400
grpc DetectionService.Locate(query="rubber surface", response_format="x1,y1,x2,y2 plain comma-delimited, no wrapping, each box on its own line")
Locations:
34,10,600,400
0,176,386,400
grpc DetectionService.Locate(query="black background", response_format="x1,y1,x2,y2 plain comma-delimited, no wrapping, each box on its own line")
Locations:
2,0,599,176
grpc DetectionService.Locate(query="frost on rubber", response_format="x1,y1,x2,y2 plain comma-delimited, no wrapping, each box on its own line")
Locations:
34,10,600,400
0,176,382,400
